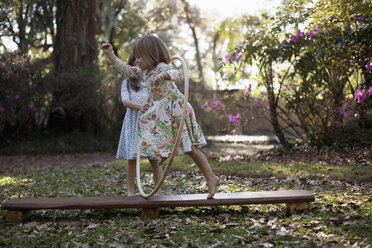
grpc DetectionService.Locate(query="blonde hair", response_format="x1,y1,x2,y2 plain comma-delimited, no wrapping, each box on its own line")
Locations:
132,35,172,67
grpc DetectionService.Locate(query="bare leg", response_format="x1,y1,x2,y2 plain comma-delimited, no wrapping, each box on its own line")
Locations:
149,159,163,195
187,145,220,199
127,160,136,196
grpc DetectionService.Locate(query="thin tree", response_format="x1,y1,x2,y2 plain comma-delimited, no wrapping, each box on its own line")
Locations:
180,0,204,82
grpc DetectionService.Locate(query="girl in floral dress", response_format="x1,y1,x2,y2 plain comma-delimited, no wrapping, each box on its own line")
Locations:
102,35,220,198
116,53,162,196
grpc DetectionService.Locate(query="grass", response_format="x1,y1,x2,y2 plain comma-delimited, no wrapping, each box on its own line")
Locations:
1,156,371,247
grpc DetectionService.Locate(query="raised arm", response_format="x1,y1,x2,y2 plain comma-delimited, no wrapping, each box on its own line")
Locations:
101,43,143,80
114,58,143,80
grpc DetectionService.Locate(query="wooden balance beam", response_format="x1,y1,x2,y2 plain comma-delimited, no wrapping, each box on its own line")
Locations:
2,190,314,222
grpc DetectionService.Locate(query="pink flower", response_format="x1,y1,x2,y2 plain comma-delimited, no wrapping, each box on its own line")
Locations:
0,106,4,111
151,114,157,120
296,30,305,40
368,86,372,96
339,108,346,115
212,100,222,109
308,28,318,37
14,94,19,100
141,141,147,146
32,106,37,111
366,62,372,70
358,16,365,22
354,90,366,103
247,84,252,93
228,113,241,126
229,114,236,122
255,98,260,105
291,30,305,42
224,54,232,61
202,104,210,112
227,156,233,161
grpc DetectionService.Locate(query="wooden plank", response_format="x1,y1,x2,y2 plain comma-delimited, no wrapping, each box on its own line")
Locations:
1,190,314,211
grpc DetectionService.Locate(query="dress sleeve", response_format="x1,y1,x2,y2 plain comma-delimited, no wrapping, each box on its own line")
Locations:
158,63,184,82
114,57,143,80
121,80,130,102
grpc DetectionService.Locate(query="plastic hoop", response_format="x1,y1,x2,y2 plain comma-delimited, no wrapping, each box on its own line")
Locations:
136,55,189,198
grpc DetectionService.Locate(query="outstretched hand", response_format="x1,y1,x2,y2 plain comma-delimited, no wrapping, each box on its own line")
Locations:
101,43,117,64
154,72,170,85
101,43,113,56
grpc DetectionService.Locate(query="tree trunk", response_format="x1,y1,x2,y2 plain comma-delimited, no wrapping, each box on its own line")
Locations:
266,63,288,147
51,0,97,131
54,0,96,72
17,2,30,54
190,25,204,82
181,0,204,82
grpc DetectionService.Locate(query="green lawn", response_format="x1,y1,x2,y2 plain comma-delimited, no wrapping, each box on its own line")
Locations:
1,156,371,247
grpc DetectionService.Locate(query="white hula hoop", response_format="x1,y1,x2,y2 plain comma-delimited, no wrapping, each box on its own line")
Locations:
136,55,189,198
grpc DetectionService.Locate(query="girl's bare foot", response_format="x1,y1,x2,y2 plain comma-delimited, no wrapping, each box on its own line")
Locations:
207,176,220,199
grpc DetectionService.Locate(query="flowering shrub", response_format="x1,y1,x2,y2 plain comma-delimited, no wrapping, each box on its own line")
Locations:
220,0,372,149
0,52,52,135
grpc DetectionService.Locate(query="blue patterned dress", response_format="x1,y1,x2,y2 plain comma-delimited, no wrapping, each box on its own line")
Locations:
116,80,155,160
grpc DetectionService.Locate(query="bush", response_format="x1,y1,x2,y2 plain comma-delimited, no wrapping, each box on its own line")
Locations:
0,52,53,137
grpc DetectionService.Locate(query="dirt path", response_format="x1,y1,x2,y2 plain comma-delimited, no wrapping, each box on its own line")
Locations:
0,152,116,173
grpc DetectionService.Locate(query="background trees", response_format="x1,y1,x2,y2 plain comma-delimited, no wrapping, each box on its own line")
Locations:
0,0,370,152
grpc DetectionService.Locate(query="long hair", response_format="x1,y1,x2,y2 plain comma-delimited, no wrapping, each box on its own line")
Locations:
132,35,172,67
127,53,141,92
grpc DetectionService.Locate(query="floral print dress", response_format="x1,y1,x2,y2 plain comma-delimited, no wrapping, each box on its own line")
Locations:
114,58,206,158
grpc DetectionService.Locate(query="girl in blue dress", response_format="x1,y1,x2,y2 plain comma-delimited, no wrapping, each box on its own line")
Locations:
116,53,162,196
